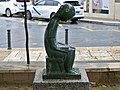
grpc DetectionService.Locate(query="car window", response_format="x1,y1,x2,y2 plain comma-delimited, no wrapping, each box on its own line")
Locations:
0,0,9,2
35,0,60,6
53,1,60,6
44,1,60,6
44,1,54,6
16,0,30,2
64,1,80,6
35,0,45,5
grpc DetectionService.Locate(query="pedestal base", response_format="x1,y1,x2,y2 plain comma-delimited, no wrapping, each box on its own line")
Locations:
33,68,89,90
42,68,81,80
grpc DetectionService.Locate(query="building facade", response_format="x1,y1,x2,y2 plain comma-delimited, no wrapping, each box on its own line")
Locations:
80,0,120,20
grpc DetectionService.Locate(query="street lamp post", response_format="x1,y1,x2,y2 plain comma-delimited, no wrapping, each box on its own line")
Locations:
24,0,30,64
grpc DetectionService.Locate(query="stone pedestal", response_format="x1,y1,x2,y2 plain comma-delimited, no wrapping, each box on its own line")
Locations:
33,68,89,90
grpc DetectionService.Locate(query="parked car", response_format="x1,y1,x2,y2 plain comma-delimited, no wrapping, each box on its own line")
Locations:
0,0,32,17
27,0,84,22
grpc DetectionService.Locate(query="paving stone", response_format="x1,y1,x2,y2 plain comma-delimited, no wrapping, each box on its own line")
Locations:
96,56,114,60
90,51,110,57
82,57,98,61
112,56,120,60
74,63,92,69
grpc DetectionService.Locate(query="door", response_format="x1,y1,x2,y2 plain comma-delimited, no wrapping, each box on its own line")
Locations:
33,0,60,18
41,0,60,18
0,0,7,14
32,0,46,18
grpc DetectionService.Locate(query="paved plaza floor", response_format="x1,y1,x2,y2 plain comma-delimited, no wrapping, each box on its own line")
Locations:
2,46,120,62
0,46,120,71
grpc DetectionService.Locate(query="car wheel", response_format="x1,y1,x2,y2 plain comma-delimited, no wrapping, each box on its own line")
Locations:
27,11,32,20
5,9,13,17
50,12,55,19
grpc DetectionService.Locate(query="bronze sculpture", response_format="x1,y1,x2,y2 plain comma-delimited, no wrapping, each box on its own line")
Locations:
44,4,79,79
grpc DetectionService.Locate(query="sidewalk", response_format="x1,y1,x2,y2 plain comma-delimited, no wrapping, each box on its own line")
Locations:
0,46,120,71
79,17,120,26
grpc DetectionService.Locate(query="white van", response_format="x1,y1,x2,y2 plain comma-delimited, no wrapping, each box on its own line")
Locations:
0,0,32,17
27,0,84,22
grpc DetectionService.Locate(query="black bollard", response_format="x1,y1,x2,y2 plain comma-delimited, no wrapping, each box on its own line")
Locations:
65,29,68,45
7,29,12,50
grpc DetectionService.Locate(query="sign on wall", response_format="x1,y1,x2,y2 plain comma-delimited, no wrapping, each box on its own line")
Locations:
115,0,120,3
92,0,109,10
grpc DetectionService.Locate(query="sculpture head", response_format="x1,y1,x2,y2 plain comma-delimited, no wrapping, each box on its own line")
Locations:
53,4,75,21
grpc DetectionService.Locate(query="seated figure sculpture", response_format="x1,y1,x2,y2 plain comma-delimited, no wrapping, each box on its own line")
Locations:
44,4,77,77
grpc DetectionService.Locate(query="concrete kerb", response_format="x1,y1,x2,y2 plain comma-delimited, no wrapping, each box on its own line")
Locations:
79,18,120,26
0,61,119,85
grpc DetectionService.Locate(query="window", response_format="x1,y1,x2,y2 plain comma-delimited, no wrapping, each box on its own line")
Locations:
44,1,54,5
115,0,120,3
36,0,60,6
53,1,60,6
16,0,30,2
36,0,45,5
92,0,109,14
0,0,7,2
64,1,80,6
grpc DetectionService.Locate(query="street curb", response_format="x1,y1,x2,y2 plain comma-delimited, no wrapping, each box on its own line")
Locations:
79,19,120,26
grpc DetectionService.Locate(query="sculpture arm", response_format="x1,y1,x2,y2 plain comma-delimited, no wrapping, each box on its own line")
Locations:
48,38,68,53
57,42,75,50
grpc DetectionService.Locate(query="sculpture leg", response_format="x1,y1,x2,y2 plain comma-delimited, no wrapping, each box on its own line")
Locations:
64,49,75,73
47,49,67,73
